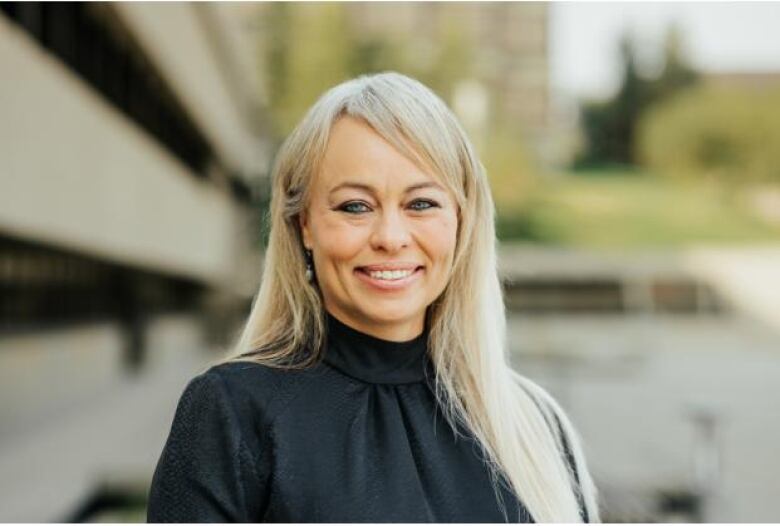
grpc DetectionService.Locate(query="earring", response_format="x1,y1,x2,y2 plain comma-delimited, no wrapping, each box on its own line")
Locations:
304,249,313,282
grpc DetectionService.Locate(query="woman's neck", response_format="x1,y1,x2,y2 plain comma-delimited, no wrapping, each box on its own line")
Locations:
324,307,425,342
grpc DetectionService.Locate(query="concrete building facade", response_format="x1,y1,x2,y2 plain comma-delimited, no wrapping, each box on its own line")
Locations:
0,3,268,520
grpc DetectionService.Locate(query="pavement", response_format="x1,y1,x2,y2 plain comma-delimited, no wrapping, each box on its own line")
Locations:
0,348,212,521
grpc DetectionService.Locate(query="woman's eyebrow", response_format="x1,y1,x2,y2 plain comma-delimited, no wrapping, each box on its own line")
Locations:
329,180,446,195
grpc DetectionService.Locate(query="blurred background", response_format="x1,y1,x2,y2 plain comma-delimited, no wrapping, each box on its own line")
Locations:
1,1,779,522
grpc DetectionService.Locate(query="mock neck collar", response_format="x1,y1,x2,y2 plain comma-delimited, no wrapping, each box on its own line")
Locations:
323,311,431,385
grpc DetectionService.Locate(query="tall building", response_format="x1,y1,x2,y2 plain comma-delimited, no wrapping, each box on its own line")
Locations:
0,3,268,520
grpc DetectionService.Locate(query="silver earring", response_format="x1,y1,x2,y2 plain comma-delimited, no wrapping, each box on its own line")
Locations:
304,249,313,282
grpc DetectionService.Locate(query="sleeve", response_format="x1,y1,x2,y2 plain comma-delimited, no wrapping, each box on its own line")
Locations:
146,371,269,522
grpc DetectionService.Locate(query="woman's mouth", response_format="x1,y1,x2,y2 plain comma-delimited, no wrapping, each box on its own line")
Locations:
354,266,425,291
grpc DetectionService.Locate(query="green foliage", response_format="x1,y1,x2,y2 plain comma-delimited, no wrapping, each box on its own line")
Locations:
638,85,780,185
578,36,648,166
411,17,475,102
481,125,538,216
262,3,355,136
259,4,475,141
496,171,780,246
577,26,698,167
347,36,406,77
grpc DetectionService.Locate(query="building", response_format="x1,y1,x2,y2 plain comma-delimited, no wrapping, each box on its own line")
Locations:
0,3,268,520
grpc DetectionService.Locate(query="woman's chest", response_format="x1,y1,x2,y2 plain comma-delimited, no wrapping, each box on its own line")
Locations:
257,382,528,522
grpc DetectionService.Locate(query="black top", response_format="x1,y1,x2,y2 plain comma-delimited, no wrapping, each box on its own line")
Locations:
147,312,586,522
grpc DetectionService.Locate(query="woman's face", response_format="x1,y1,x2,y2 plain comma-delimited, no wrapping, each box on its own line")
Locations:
299,116,459,341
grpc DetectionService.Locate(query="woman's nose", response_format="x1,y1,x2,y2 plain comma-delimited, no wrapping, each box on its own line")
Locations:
369,208,411,252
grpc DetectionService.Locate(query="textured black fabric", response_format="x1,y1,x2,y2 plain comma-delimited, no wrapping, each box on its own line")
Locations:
147,311,583,523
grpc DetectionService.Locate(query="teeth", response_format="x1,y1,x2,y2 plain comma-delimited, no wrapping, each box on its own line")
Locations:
367,269,415,280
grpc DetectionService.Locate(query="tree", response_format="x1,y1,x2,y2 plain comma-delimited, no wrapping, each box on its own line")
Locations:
576,25,698,168
261,3,354,137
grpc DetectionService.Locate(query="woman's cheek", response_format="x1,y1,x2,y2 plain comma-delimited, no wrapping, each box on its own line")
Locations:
317,218,368,260
420,214,457,255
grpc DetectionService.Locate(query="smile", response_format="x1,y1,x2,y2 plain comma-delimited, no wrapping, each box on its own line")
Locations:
354,266,424,291
366,268,414,280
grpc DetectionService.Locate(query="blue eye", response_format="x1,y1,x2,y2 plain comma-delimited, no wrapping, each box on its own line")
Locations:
409,199,438,211
339,201,371,214
337,199,439,214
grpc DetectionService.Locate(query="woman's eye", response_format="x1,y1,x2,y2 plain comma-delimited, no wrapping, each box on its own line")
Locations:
337,199,439,214
409,199,438,211
339,201,371,214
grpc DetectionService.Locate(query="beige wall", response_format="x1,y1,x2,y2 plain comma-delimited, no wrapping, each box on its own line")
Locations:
0,17,248,286
113,3,266,180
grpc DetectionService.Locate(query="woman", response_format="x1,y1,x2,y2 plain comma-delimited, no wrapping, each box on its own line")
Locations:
147,72,600,523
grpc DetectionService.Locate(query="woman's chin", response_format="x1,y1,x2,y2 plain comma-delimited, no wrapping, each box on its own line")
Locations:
358,306,425,329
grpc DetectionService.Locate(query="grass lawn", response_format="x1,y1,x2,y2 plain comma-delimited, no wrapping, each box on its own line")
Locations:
496,170,780,247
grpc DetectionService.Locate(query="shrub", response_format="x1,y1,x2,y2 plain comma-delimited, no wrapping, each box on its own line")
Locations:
481,126,538,216
637,84,780,185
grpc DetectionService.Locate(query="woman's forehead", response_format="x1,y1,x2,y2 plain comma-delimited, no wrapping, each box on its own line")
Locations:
315,162,452,201
313,117,452,196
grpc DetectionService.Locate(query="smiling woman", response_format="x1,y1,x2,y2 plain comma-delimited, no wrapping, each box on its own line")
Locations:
147,72,600,523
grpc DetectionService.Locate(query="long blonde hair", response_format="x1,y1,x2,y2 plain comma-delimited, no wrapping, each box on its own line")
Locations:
223,72,600,522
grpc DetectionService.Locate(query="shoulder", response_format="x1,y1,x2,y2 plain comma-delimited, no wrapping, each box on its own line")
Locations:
190,358,325,427
151,361,302,521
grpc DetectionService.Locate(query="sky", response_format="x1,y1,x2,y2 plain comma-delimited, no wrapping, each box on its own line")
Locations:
550,2,780,101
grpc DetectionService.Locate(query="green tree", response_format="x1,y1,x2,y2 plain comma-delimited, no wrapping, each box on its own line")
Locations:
414,16,474,101
638,84,780,187
651,25,698,99
262,3,354,137
260,4,478,141
576,26,698,168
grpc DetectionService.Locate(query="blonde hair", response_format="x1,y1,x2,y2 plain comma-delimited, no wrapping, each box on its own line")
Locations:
223,72,600,522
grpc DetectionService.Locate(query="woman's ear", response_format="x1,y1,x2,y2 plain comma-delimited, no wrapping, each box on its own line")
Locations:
298,211,312,251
